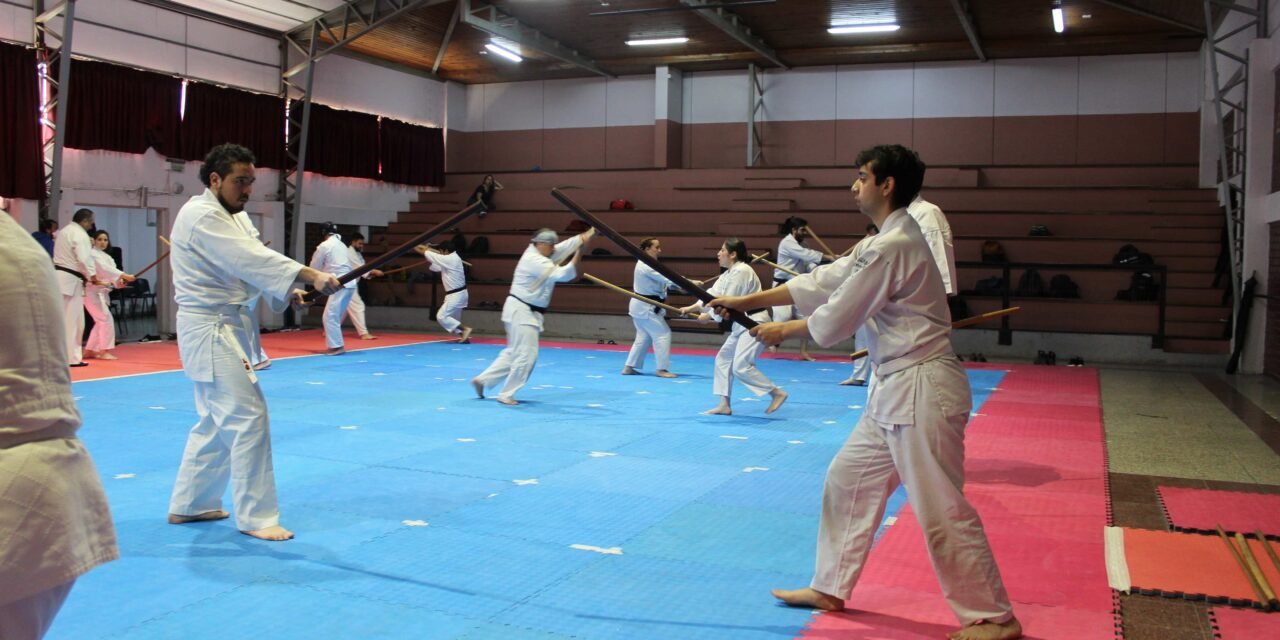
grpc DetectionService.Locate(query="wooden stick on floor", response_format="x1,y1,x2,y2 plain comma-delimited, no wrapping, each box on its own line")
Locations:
1235,531,1279,606
581,273,698,317
1218,525,1271,606
1259,530,1280,575
849,306,1023,360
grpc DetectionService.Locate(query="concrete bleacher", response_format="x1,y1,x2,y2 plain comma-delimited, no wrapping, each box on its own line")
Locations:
360,165,1228,354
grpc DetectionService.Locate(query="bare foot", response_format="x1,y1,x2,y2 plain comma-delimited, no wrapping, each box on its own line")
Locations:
656,370,677,378
459,326,473,343
168,510,230,524
765,389,788,414
801,353,817,362
471,378,485,399
771,588,844,611
621,366,640,375
83,350,98,359
360,333,378,340
497,397,519,406
98,351,119,360
703,405,732,416
327,347,345,356
241,525,294,541
253,360,272,371
947,618,1022,640
839,378,865,387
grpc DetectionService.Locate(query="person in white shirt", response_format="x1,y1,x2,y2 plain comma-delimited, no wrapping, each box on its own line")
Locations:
83,230,136,360
415,240,471,343
309,223,356,355
343,233,385,340
230,211,271,370
771,217,832,360
840,223,878,387
907,194,958,297
167,144,341,542
623,237,682,378
709,145,1020,640
679,239,787,416
0,213,118,640
472,227,594,405
52,209,104,367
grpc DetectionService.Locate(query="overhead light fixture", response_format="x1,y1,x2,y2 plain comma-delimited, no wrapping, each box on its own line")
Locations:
485,42,523,62
1052,5,1065,33
828,23,900,35
626,37,689,46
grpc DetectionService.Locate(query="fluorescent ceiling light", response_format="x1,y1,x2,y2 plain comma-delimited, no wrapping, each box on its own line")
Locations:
626,37,689,46
1052,7,1065,33
828,23,900,35
485,42,523,62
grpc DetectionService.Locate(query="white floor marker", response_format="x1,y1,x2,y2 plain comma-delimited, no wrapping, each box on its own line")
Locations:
402,520,429,527
113,473,135,479
512,478,539,486
570,544,623,555
720,435,748,440
742,467,769,473
589,452,617,458
457,438,476,443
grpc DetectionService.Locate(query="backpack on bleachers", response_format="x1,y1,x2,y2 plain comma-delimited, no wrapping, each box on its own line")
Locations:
467,236,490,256
1116,272,1159,302
981,240,1007,264
971,276,1005,296
1014,268,1047,297
1048,274,1080,298
1112,244,1153,267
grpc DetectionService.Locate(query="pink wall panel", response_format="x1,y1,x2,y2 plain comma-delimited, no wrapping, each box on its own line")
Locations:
1164,112,1200,165
760,120,836,167
654,119,681,168
542,128,606,171
446,130,483,174
993,116,1078,165
835,119,915,166
606,124,656,169
481,130,543,172
1077,114,1165,165
685,122,746,168
912,117,994,166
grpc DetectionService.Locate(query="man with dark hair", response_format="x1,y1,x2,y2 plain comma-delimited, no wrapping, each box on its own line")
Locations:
622,237,681,378
343,233,384,340
32,218,57,256
310,222,356,355
772,216,832,360
167,143,341,542
52,208,103,367
710,144,1021,640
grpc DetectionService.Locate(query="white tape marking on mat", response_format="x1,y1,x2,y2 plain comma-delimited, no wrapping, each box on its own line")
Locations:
884,516,897,526
512,478,539,486
570,544,623,555
848,405,863,409
636,390,651,395
405,354,415,358
437,407,447,411
742,467,769,473
373,372,387,376
457,438,476,443
587,375,604,379
74,396,83,401
559,386,574,389
1104,526,1131,593
741,397,759,402
357,360,368,363
306,381,325,385
720,435,748,440
339,425,358,430
587,403,605,408
487,493,499,498
589,452,617,458
823,420,837,425
113,473,135,479
585,356,596,359
818,368,832,372
402,520,429,527
787,440,805,445
971,412,985,417
149,406,166,410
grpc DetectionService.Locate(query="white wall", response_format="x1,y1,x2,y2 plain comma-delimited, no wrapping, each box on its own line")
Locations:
1240,35,1278,374
292,52,446,127
0,0,32,44
448,75,655,132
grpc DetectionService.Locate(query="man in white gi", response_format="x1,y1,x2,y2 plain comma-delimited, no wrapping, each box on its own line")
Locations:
230,211,271,369
710,145,1020,640
310,223,356,355
0,213,118,639
167,143,341,542
908,194,958,297
414,241,471,343
771,217,831,360
622,237,681,378
841,223,878,387
52,208,105,367
472,227,594,405
343,233,385,340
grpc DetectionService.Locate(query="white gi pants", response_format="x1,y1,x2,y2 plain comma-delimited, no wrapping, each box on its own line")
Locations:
850,325,871,383
244,297,268,366
169,331,280,531
62,291,85,365
625,311,672,371
83,288,115,353
436,290,468,334
812,357,1012,625
0,580,74,640
713,330,775,398
771,279,801,324
322,287,356,349
344,290,369,336
474,320,538,401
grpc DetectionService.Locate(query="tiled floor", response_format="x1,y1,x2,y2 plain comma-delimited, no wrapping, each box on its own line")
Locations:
1100,367,1280,639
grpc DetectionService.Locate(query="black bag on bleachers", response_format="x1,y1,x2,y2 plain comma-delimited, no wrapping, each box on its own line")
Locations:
981,240,1008,264
1112,244,1153,267
971,276,1005,296
451,231,467,254
468,236,490,255
1116,271,1159,302
1014,268,1047,297
1048,274,1080,298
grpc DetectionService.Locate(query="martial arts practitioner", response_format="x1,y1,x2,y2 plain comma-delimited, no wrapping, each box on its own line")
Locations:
472,227,594,405
230,211,271,370
52,209,104,367
622,237,681,378
167,143,341,541
415,241,471,343
840,224,878,387
771,217,831,360
0,212,117,639
344,233,385,340
908,194,958,297
310,223,356,355
83,230,136,360
679,239,787,416
709,145,1020,640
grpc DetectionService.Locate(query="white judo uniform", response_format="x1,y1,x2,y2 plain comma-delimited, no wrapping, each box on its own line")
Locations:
52,223,97,365
231,212,269,365
343,245,373,337
427,251,468,334
787,208,1012,626
474,236,583,402
624,260,680,372
690,261,776,398
0,214,117,639
907,195,958,296
310,234,355,350
83,248,125,354
168,189,303,531
771,234,823,323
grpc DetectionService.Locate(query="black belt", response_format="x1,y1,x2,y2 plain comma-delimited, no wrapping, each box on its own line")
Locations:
509,294,547,314
639,292,666,313
55,264,86,283
445,286,468,295
773,277,789,285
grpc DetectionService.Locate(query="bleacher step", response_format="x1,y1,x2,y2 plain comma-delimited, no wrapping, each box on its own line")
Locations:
731,199,794,212
743,177,804,189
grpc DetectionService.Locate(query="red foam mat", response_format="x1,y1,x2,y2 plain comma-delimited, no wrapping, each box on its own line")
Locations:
1211,606,1280,639
1158,486,1280,539
1119,527,1280,606
798,364,1115,639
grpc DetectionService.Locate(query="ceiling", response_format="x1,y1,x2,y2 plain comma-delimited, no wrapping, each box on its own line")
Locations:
159,1,1211,84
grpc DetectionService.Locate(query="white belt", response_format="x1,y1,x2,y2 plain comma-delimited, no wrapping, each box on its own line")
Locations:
180,304,258,384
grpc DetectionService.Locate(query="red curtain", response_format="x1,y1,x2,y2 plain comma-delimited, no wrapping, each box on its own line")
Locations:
290,101,380,180
62,59,181,157
379,117,444,187
180,81,286,169
0,43,44,199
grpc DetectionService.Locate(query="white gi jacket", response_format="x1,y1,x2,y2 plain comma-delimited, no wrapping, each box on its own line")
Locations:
629,261,677,318
0,214,117,605
428,251,466,292
503,236,583,330
774,234,823,283
789,209,956,425
907,195,957,296
699,261,770,335
311,235,356,289
87,248,124,294
52,223,97,296
170,189,302,382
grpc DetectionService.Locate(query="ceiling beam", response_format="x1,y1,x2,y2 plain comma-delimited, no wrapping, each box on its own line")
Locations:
1093,0,1205,34
679,0,786,69
283,0,450,79
947,0,986,62
432,0,460,74
459,0,613,78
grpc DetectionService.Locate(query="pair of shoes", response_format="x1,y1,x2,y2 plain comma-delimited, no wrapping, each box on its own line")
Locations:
607,339,617,345
69,362,89,368
1034,350,1058,365
597,339,605,344
1067,356,1085,367
967,352,987,363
